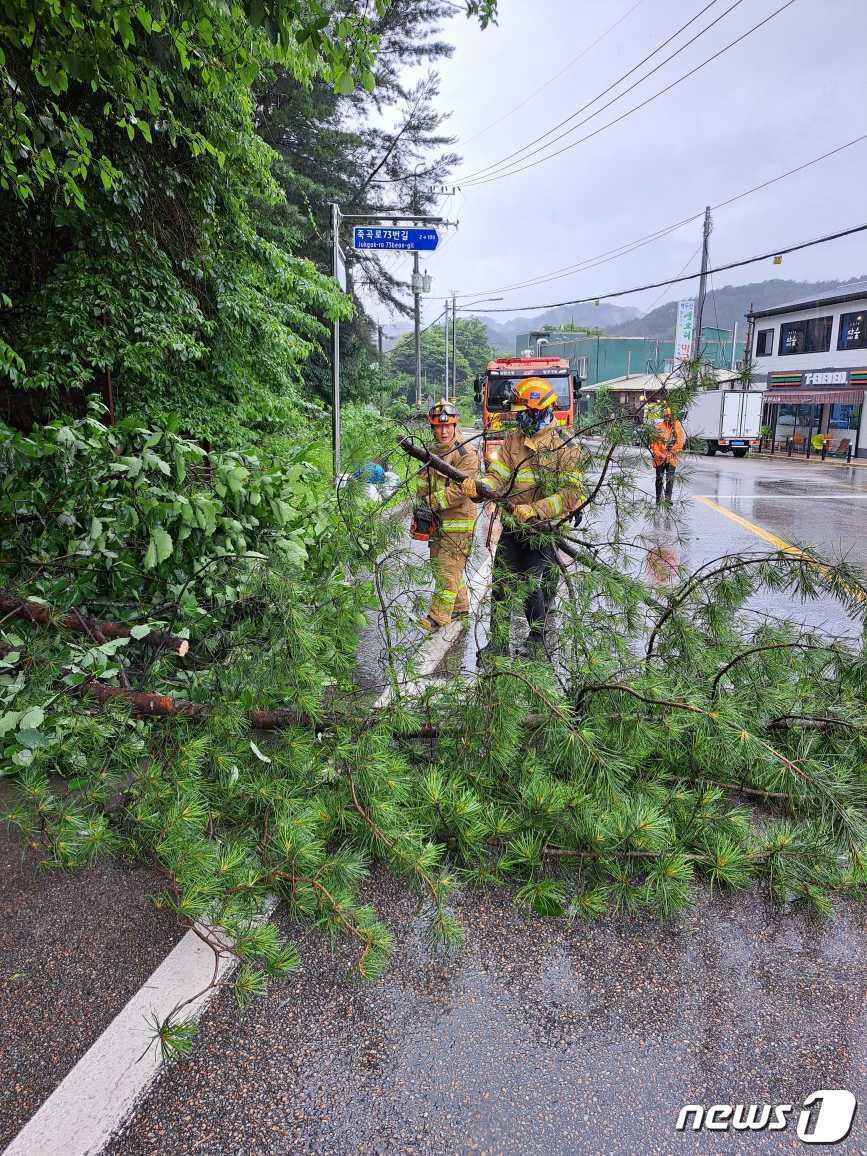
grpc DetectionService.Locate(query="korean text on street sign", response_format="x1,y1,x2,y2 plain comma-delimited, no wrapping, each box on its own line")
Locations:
674,300,695,363
353,227,439,252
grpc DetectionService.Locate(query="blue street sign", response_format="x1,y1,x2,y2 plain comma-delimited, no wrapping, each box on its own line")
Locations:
353,226,439,252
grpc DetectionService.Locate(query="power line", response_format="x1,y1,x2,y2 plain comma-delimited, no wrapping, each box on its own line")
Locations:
450,134,867,300
454,222,867,313
460,0,737,183
712,134,867,211
642,243,703,315
459,0,646,148
462,0,798,187
454,215,703,299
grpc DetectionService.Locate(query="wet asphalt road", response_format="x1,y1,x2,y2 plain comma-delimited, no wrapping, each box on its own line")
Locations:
357,447,867,688
106,874,866,1155
642,450,867,640
0,817,181,1150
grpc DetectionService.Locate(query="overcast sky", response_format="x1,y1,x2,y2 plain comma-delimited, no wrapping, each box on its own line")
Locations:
374,0,867,326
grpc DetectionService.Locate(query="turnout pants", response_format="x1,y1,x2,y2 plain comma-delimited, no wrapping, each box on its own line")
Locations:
655,462,676,502
490,525,560,641
427,530,474,626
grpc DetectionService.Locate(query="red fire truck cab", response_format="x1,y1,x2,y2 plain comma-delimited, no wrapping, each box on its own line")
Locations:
473,356,581,463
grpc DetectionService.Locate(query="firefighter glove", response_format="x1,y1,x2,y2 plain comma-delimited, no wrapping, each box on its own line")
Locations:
512,503,536,524
460,478,480,498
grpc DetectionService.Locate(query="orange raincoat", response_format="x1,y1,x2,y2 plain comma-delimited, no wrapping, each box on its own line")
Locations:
650,417,685,467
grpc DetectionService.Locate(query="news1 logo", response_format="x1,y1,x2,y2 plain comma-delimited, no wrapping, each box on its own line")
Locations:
676,1090,857,1144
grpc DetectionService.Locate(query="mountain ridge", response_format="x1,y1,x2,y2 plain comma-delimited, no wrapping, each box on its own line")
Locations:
383,276,867,352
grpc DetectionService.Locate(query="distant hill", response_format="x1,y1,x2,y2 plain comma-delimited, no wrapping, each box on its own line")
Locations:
602,277,867,339
465,302,641,353
382,301,641,354
382,276,866,355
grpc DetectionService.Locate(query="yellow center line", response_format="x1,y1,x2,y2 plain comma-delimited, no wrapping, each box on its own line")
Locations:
694,496,806,556
694,495,866,603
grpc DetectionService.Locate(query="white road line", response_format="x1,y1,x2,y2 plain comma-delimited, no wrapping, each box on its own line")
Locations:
372,619,466,708
373,520,497,706
694,493,867,498
3,902,276,1156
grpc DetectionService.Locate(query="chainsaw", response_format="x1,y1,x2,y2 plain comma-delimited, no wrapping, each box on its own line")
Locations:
410,506,440,541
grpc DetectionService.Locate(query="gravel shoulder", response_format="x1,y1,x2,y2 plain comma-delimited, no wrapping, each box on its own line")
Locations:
0,820,182,1150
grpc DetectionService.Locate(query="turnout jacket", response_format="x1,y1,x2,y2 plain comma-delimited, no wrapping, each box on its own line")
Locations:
486,424,587,521
416,436,481,534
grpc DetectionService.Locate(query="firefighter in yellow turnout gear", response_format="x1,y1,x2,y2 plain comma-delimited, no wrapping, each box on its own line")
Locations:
415,400,481,632
460,377,586,658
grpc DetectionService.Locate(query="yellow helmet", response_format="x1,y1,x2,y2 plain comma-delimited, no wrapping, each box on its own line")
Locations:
511,377,558,412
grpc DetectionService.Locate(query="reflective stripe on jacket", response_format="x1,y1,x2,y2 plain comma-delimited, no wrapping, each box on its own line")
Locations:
486,425,586,521
415,436,481,527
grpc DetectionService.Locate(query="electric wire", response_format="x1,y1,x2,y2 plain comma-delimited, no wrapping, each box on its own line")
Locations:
448,135,867,301
641,243,703,316
461,0,798,187
452,222,867,313
459,0,646,148
459,0,740,183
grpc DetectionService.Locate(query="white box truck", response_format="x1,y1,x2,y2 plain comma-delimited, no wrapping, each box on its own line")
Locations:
685,389,765,457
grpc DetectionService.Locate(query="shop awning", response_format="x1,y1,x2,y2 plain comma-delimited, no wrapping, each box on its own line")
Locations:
763,389,864,405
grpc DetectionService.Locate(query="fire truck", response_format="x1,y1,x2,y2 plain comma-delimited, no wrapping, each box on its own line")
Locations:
473,354,581,463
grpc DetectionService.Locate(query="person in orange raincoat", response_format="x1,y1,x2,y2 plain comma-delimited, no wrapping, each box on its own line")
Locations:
649,405,685,506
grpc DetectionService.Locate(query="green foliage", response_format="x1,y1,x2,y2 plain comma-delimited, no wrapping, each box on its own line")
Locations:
0,0,358,434
0,0,862,1055
0,0,387,210
387,318,495,403
0,401,329,612
2,400,865,1043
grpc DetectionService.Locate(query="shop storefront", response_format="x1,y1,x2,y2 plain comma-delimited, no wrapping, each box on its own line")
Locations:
761,368,865,460
746,283,867,459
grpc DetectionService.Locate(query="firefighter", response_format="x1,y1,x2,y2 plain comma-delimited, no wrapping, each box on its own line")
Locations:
649,405,686,506
460,378,586,659
413,400,481,633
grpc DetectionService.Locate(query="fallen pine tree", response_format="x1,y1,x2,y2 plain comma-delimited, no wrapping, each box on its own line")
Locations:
1,400,866,1057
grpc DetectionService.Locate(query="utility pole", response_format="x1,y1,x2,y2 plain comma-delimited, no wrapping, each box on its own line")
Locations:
692,205,712,361
451,291,457,400
743,303,755,377
443,297,449,401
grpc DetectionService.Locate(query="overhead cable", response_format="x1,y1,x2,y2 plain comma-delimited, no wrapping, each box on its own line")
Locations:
450,134,867,300
461,0,798,187
459,0,736,183
454,222,867,312
459,0,646,148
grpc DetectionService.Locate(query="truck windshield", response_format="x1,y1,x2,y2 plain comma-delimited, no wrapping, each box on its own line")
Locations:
486,375,571,411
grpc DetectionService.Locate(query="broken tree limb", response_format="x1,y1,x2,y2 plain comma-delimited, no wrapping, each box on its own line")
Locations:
79,681,307,729
0,591,190,656
398,438,497,497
